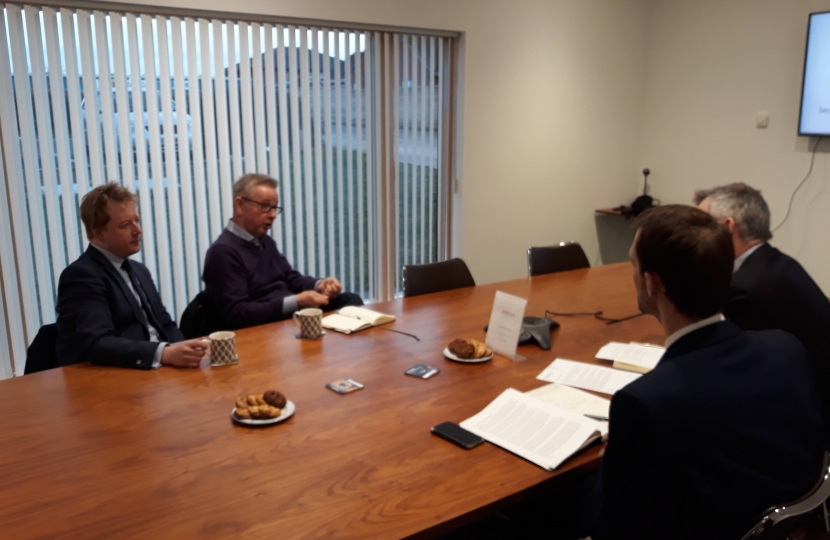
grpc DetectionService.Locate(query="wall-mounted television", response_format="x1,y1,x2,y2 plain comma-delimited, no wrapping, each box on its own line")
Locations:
799,11,830,136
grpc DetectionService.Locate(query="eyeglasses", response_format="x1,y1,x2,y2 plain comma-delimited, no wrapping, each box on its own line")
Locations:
240,197,283,215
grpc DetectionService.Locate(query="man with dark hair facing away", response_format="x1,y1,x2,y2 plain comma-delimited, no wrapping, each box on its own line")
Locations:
56,182,206,369
586,205,824,540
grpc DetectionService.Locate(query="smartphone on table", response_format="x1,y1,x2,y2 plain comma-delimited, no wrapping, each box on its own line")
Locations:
431,421,485,449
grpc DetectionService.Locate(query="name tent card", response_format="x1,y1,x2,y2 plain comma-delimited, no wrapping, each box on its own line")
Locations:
485,291,527,361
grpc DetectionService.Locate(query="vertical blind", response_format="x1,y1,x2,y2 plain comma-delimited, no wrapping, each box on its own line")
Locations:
0,4,455,377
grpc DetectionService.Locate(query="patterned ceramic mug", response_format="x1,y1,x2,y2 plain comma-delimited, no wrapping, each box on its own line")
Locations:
207,331,238,366
294,308,324,339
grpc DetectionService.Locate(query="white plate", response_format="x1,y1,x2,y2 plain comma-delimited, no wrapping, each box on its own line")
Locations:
443,347,493,363
231,399,296,426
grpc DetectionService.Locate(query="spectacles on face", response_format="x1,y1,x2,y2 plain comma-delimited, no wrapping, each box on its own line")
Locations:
240,196,283,215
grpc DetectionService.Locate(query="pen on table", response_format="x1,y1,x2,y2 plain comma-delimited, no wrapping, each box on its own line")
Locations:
583,413,609,422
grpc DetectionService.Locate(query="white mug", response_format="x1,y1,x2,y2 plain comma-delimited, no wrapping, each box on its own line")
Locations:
294,308,324,339
202,331,238,366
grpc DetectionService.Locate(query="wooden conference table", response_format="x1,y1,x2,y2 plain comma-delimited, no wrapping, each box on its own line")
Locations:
0,263,663,539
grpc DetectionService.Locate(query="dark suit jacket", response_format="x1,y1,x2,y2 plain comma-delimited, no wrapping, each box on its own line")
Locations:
725,243,830,420
591,321,824,540
56,245,184,369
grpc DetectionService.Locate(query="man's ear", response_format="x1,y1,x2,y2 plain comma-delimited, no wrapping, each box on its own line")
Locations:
723,217,737,236
644,271,665,298
232,196,244,215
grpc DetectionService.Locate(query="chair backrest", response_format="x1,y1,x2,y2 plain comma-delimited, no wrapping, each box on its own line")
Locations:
25,323,59,375
526,242,590,277
741,451,830,539
180,292,226,339
402,258,475,298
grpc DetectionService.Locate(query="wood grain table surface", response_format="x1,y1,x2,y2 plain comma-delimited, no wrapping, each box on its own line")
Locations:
0,263,664,540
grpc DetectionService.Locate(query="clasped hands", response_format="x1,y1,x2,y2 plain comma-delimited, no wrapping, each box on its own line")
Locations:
296,277,342,308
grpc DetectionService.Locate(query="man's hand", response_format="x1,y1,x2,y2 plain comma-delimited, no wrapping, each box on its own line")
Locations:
161,339,208,368
317,277,342,298
296,290,330,308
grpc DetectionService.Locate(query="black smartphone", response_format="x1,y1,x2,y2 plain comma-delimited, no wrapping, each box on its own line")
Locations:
431,421,485,449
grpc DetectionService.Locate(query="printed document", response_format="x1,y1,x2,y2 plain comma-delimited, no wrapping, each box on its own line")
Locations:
595,342,664,373
526,383,610,436
537,359,641,395
460,388,601,470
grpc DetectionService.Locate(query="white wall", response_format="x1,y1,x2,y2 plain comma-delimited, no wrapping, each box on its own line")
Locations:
640,0,830,293
106,0,651,285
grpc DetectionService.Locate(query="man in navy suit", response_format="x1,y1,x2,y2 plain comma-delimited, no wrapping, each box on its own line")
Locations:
587,205,824,540
696,183,830,422
56,183,206,369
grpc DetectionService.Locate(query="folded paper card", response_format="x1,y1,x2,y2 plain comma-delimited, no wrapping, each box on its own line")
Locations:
322,306,396,334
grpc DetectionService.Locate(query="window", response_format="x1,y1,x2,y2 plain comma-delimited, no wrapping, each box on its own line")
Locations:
0,2,458,377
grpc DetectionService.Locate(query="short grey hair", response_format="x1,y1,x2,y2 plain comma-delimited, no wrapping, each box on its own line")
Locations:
693,183,772,241
232,173,278,199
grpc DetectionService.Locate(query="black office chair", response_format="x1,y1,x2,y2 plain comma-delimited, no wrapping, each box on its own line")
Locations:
25,323,59,374
402,258,476,298
526,242,590,277
180,292,226,339
741,451,830,539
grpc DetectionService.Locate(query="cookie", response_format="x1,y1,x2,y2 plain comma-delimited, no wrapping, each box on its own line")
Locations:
448,338,476,359
263,390,287,408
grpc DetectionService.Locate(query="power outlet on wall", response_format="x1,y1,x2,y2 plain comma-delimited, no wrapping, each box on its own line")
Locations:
756,112,769,129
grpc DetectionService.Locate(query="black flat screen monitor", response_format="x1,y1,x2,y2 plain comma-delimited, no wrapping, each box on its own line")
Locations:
799,11,830,136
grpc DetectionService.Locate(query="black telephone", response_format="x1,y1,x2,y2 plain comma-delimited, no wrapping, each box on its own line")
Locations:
618,168,656,217
484,316,559,350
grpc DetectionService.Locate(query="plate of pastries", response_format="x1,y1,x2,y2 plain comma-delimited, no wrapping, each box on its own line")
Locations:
444,338,494,363
231,390,295,426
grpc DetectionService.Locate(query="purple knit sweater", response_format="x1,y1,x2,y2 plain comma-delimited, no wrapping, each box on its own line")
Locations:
202,230,319,329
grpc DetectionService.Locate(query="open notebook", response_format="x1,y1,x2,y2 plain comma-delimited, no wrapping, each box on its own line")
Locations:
321,306,396,334
595,342,665,374
460,388,602,471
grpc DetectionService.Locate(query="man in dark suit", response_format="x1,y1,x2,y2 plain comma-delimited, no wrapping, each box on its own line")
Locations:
696,183,830,421
586,205,824,540
56,183,206,369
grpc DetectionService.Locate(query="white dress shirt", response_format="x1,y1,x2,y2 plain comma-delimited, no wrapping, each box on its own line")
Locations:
664,313,725,350
733,242,765,273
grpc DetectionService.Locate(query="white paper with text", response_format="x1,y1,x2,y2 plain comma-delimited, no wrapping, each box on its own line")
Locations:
484,291,527,360
537,359,641,395
460,388,600,470
595,342,664,370
526,383,610,436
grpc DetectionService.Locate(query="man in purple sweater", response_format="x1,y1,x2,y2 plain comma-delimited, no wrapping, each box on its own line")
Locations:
202,174,362,330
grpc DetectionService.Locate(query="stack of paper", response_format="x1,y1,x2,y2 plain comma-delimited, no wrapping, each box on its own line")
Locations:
460,388,602,470
526,383,610,436
536,359,641,395
595,342,665,374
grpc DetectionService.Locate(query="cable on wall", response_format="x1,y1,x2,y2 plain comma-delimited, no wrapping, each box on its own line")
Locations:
772,136,824,233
